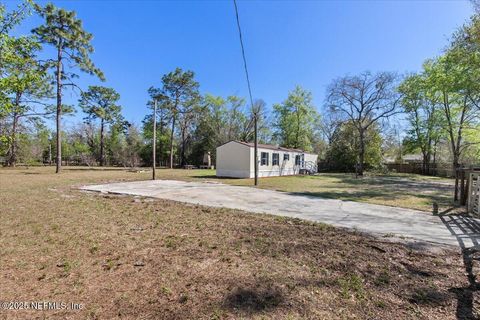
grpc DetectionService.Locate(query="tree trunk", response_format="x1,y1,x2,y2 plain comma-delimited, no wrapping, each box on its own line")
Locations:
169,116,175,169
6,116,16,167
55,44,63,173
453,154,460,174
7,92,22,167
425,139,432,176
159,108,163,166
100,118,105,166
7,113,18,167
358,129,365,176
451,98,467,200
421,147,431,176
432,152,437,176
421,152,427,175
453,153,460,201
295,107,300,149
425,153,431,176
180,127,186,167
49,143,52,165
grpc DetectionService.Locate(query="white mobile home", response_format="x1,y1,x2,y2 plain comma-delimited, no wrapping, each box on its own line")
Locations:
216,141,318,178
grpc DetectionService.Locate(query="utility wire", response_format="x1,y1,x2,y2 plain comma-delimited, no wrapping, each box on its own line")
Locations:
233,0,254,110
233,0,259,186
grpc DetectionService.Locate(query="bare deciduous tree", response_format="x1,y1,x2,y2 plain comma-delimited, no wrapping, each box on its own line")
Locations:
325,71,401,175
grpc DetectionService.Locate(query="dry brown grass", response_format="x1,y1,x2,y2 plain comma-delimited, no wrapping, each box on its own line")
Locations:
0,167,472,319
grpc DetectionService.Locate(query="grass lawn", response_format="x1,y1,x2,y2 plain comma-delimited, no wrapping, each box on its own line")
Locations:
0,166,471,319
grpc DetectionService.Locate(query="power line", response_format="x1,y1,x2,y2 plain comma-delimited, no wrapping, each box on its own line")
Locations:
233,0,254,109
233,0,258,186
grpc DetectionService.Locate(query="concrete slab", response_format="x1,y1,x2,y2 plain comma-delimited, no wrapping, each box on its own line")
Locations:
81,179,480,249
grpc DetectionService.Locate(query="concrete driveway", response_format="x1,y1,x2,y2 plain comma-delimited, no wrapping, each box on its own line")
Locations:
81,179,480,249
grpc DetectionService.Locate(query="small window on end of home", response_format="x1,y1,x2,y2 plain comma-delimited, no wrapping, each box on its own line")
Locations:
295,155,301,165
261,152,269,166
272,153,279,166
283,154,289,161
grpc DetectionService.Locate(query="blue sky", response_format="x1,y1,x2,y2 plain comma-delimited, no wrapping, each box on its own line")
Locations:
8,0,474,127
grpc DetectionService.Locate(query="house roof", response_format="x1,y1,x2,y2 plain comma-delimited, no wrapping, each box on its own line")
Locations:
219,140,317,155
402,154,424,161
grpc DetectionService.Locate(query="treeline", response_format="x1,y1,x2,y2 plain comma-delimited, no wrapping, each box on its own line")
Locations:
397,15,480,175
1,1,479,176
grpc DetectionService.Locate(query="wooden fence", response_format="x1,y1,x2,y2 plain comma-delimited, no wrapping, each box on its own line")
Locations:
384,162,456,178
467,172,480,215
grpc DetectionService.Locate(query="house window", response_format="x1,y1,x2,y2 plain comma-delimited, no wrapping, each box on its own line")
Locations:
272,153,279,166
283,154,289,161
295,155,301,165
261,152,269,166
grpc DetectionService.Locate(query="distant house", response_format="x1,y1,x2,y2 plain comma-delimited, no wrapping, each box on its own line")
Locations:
402,154,424,163
383,154,425,164
216,141,318,178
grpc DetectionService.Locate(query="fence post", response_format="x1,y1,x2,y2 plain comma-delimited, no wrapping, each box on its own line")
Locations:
468,172,479,214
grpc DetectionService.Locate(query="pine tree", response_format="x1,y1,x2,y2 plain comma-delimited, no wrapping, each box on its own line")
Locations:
153,68,200,168
79,86,122,166
3,36,53,166
32,3,104,173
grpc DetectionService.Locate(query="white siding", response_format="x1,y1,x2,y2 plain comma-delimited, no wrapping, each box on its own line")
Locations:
216,141,318,178
252,148,318,178
304,153,318,164
216,142,251,178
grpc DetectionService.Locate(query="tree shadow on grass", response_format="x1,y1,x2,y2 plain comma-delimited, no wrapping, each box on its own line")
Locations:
192,174,242,180
63,167,130,172
324,173,454,193
288,187,455,211
223,286,284,313
409,286,452,306
292,190,396,203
